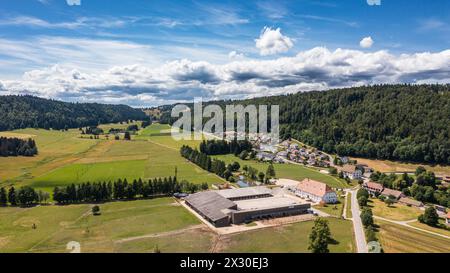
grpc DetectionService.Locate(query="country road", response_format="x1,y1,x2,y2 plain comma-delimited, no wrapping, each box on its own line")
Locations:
350,189,368,253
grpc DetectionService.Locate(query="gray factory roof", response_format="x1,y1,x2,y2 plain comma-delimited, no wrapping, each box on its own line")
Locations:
215,186,273,199
234,196,304,211
185,191,236,222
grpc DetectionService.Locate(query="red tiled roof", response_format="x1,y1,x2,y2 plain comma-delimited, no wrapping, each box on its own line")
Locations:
341,164,357,173
381,188,403,199
296,179,334,197
447,212,450,219
364,181,384,191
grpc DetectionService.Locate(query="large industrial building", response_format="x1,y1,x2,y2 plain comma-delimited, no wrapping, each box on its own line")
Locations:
185,187,310,227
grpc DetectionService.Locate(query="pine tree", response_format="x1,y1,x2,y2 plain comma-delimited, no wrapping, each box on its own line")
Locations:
0,187,7,206
8,187,17,206
308,218,332,253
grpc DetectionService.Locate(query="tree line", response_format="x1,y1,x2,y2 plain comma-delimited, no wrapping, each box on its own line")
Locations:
0,186,49,207
0,95,147,131
0,137,38,157
161,84,450,164
180,145,229,179
199,139,253,156
53,177,208,204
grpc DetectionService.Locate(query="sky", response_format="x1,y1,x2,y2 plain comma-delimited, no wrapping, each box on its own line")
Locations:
0,0,449,107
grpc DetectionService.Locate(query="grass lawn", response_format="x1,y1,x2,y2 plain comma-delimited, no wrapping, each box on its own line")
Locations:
222,218,355,253
0,198,201,253
408,220,450,238
346,193,352,219
376,219,450,253
368,198,422,221
214,154,349,189
313,196,345,218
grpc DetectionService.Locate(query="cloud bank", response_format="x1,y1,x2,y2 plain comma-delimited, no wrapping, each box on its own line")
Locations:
1,47,450,106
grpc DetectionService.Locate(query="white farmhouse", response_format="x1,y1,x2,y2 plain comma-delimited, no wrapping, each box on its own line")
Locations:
295,179,338,204
341,165,362,180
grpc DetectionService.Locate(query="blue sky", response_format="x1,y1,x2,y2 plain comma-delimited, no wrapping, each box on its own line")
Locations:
0,0,449,106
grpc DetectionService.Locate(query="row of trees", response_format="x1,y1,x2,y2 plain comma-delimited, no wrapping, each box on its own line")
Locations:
357,188,379,244
180,145,229,178
199,139,252,156
0,186,49,207
0,95,147,131
53,177,207,204
0,137,38,157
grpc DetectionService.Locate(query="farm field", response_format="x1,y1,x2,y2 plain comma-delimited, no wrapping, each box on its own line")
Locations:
376,220,450,253
0,124,224,191
368,199,422,221
213,154,350,189
221,218,355,253
0,197,356,253
408,220,450,238
0,198,200,253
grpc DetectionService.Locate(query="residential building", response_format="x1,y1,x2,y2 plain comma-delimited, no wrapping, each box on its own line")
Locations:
398,197,424,208
380,188,404,200
363,181,384,195
295,178,338,204
341,164,362,180
446,212,450,227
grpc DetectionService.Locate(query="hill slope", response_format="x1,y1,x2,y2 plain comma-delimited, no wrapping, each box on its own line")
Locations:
0,95,147,131
160,84,450,164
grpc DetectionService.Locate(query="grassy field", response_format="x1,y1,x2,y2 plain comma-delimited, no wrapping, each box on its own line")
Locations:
368,199,422,221
346,193,352,219
376,220,450,253
214,154,349,189
0,198,201,253
221,218,355,253
0,124,223,191
313,196,345,218
408,220,450,237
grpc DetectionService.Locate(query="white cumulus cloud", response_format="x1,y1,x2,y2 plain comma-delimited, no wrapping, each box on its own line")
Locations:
360,36,374,48
255,27,294,56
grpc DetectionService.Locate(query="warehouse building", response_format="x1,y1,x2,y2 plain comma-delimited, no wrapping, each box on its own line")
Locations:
185,187,310,227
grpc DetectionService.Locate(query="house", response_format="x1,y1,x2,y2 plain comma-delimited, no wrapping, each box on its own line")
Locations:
295,179,338,204
446,212,450,227
341,164,362,180
363,181,384,195
380,188,404,200
398,197,424,208
363,167,373,177
340,156,349,164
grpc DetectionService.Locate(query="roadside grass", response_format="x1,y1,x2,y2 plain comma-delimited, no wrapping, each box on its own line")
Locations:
213,154,349,189
408,220,450,237
222,218,355,253
375,219,450,253
313,196,345,218
368,199,422,221
346,193,352,219
0,198,201,253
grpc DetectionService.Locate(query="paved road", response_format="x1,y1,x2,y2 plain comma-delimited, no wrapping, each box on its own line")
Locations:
350,189,368,253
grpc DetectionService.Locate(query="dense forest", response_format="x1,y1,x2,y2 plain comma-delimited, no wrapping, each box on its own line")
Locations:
163,85,450,164
199,139,253,155
0,95,147,131
0,137,38,157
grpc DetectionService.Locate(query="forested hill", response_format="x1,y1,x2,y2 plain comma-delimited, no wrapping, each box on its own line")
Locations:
0,95,147,131
161,84,450,164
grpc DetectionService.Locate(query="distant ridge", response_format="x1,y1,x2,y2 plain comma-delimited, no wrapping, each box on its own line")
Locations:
0,95,147,131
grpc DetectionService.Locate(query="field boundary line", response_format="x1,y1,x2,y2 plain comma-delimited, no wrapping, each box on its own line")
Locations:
374,216,450,240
